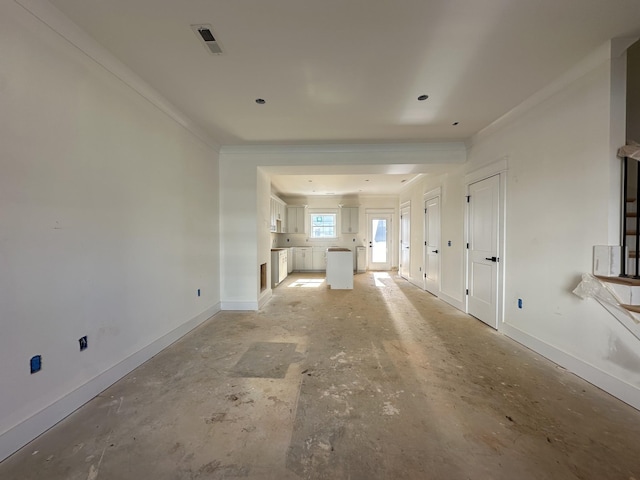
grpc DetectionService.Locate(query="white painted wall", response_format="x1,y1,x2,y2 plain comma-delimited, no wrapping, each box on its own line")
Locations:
0,2,220,460
399,168,466,309
257,168,273,306
468,51,640,402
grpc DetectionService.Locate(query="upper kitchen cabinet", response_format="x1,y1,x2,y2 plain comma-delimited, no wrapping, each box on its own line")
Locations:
270,195,287,233
287,206,306,234
340,206,359,234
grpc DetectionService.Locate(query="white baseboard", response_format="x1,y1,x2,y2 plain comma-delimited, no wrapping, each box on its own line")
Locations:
220,301,259,311
501,322,640,412
438,291,465,312
0,303,220,462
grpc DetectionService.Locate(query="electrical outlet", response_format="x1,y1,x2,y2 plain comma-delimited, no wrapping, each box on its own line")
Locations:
518,298,523,309
79,336,88,351
448,240,452,246
30,355,42,374
197,289,201,297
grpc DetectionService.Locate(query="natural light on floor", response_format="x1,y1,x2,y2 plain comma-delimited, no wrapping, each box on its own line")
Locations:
288,278,326,288
373,272,391,287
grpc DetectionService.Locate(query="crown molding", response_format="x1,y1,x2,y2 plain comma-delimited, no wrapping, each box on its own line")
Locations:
14,0,221,152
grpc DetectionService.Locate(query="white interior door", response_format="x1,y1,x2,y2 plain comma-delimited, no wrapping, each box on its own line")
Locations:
400,205,410,279
467,175,500,328
424,196,440,295
367,214,391,270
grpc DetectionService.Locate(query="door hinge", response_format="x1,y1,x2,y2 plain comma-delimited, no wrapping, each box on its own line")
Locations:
466,195,470,203
424,241,427,246
466,242,469,249
424,273,427,278
466,289,469,295
424,208,427,214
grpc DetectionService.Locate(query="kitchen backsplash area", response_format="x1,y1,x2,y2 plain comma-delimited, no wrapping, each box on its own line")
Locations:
274,233,365,249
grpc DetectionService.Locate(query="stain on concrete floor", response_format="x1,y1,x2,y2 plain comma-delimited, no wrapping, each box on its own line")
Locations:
231,342,298,379
2,272,640,480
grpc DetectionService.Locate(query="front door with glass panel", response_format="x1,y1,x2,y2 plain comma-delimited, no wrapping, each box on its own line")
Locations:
368,215,391,270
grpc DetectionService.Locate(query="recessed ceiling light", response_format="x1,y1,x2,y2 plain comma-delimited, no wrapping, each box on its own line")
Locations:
365,179,370,182
401,179,407,183
452,121,459,126
255,98,266,104
417,94,429,101
308,180,312,182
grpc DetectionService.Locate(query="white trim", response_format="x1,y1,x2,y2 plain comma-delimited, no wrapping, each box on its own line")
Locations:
469,38,638,148
399,203,411,280
438,292,465,312
464,156,508,185
501,323,640,411
424,187,442,200
221,142,467,156
14,0,220,151
407,276,423,290
0,303,220,462
220,301,259,311
364,208,395,214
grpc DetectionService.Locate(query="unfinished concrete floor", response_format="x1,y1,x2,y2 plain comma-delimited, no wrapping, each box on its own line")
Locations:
3,272,640,479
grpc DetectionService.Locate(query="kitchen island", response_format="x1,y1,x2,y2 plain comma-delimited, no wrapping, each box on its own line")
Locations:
326,247,353,289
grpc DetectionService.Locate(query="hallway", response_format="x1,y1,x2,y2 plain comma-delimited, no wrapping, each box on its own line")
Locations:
2,272,640,479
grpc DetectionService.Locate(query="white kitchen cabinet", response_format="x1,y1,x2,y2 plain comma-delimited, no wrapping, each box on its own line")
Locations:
286,248,294,274
270,195,286,232
287,206,306,234
269,198,276,232
312,248,326,271
271,249,288,287
293,247,312,271
341,207,359,234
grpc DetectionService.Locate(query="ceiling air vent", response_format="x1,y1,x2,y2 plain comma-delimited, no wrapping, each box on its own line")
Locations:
191,24,223,55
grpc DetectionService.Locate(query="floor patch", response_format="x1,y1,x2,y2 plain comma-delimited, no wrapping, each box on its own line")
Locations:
230,342,297,378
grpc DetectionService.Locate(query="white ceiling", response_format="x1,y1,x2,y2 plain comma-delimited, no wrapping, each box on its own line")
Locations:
271,173,421,197
47,0,640,195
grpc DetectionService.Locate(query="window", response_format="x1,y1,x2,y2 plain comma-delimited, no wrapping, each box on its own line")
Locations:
310,213,337,239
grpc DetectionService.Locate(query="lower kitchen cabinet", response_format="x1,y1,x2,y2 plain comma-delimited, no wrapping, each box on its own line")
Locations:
312,248,326,271
293,247,312,271
286,248,294,274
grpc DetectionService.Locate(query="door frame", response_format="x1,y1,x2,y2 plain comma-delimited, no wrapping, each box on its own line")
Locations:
400,201,411,280
366,211,393,270
424,187,442,295
464,158,507,330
